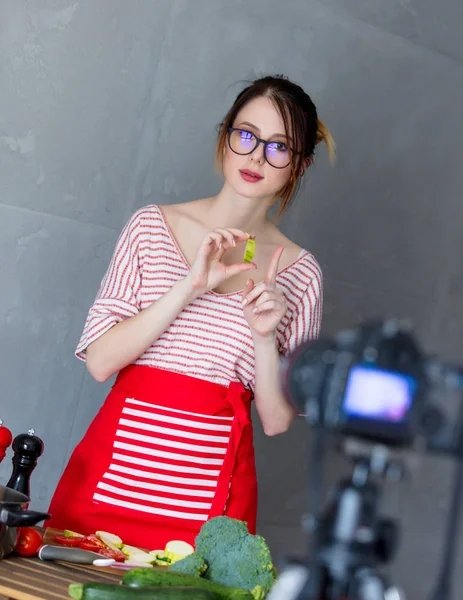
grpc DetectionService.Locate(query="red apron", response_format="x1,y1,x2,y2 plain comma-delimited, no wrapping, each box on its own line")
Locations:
46,366,257,548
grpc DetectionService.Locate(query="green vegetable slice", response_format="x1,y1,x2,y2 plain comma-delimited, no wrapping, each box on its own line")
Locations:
243,238,255,263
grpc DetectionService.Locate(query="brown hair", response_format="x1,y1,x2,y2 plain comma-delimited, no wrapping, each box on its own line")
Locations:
216,74,336,217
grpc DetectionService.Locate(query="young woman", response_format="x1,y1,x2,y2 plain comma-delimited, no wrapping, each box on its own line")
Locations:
47,75,335,549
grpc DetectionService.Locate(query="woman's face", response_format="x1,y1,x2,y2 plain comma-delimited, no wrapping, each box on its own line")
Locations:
222,96,293,203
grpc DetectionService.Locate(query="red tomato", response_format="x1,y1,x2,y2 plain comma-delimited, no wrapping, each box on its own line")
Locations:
53,535,82,547
98,546,126,562
79,534,106,552
0,423,12,449
14,527,43,557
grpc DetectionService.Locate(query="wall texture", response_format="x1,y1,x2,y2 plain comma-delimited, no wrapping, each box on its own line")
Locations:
1,0,463,596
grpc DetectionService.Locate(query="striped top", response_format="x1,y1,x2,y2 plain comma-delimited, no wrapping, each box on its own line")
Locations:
76,204,323,391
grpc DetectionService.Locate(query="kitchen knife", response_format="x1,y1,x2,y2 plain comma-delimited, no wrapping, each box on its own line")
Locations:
38,544,116,566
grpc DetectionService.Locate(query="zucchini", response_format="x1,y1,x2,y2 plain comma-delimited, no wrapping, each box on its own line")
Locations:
68,583,213,600
64,530,84,538
96,532,123,549
122,569,254,599
243,238,255,264
165,540,194,563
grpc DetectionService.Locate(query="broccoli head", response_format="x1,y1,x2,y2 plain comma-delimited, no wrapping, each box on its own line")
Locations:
194,516,276,598
168,552,208,576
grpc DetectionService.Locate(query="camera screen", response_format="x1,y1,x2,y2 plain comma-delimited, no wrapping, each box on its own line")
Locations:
343,365,415,422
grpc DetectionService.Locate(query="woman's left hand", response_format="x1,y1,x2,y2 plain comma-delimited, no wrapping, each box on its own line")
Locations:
242,246,288,340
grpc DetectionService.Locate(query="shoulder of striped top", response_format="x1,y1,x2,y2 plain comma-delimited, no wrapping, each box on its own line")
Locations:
282,250,323,320
280,249,322,290
276,250,323,355
302,251,322,286
127,204,164,225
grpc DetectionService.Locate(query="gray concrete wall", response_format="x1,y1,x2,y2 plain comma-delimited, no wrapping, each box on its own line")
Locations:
1,0,462,596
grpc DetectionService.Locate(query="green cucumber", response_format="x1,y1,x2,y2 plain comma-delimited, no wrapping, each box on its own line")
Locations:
122,569,255,600
68,583,213,600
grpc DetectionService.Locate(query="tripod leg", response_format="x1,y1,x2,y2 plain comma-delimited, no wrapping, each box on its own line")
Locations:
357,572,405,600
358,575,386,600
266,563,311,600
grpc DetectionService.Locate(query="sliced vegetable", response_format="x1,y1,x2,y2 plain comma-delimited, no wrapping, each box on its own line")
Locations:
69,583,214,600
79,534,106,552
99,546,126,562
243,238,256,263
128,552,155,564
165,541,194,563
148,549,171,566
96,531,123,549
122,545,143,557
64,529,84,538
53,535,82,547
123,560,154,569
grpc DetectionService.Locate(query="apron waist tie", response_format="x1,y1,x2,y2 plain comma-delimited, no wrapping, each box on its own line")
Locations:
208,382,252,518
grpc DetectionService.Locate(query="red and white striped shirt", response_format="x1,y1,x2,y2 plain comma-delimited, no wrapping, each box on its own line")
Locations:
76,204,323,390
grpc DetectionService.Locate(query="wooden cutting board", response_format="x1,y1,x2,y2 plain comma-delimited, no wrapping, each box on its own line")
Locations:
0,528,123,600
0,555,122,600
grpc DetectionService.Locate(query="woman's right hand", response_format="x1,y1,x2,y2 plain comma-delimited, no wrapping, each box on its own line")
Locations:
186,228,257,296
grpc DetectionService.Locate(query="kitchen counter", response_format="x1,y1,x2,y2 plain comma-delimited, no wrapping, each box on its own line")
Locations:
0,555,122,600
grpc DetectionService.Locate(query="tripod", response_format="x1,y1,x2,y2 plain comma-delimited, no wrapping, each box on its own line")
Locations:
267,436,405,600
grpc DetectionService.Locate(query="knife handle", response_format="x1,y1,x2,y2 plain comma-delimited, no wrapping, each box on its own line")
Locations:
38,544,114,565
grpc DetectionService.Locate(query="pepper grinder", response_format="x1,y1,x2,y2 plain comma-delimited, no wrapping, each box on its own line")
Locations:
0,419,13,465
6,429,44,499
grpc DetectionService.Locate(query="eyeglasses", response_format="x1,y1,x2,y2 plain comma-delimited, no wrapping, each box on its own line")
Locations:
227,127,293,169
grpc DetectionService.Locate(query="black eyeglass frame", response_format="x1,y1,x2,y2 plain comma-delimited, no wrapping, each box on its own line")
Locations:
227,127,300,169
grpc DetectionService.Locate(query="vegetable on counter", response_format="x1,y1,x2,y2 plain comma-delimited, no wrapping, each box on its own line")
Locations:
170,517,275,598
96,531,123,548
122,569,255,600
168,553,208,577
54,529,191,568
68,583,214,600
53,535,82,547
64,529,85,538
150,549,172,567
124,545,160,566
14,527,43,557
165,541,194,563
80,534,125,562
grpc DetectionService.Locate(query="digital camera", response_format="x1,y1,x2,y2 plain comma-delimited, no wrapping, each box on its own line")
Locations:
283,319,463,454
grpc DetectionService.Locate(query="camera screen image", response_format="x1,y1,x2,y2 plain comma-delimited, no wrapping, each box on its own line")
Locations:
343,365,416,423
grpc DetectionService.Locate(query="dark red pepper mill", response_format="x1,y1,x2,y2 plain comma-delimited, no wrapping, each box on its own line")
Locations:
0,419,13,465
6,428,44,500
